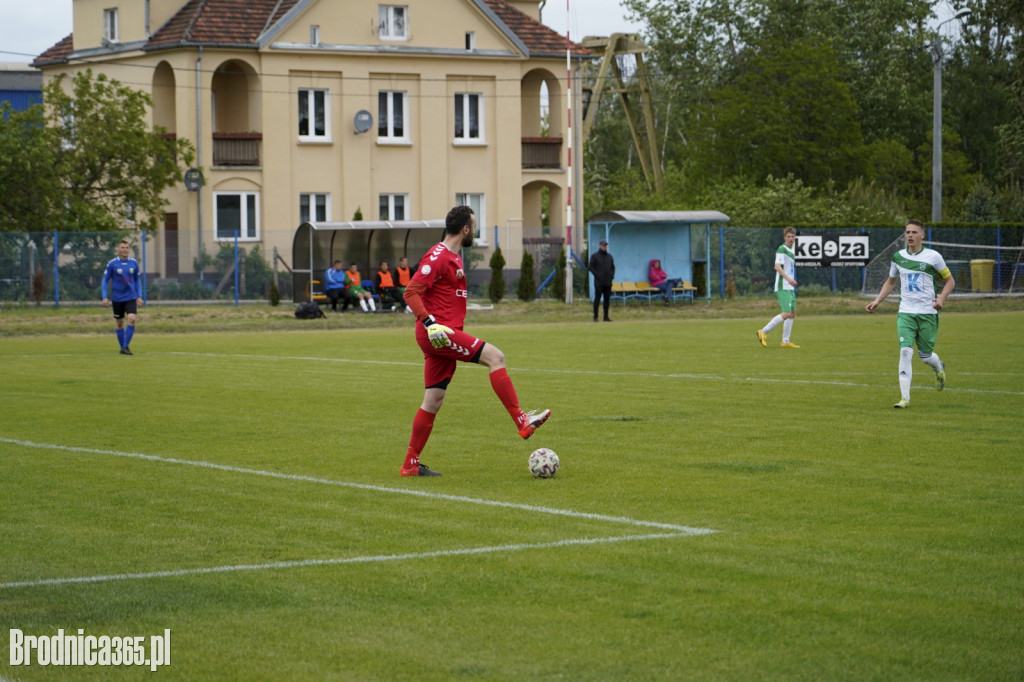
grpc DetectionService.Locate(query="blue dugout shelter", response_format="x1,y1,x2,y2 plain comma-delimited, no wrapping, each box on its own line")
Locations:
587,210,730,302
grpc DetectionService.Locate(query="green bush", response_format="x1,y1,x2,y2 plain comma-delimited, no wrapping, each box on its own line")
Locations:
517,251,535,301
488,246,506,303
551,249,566,301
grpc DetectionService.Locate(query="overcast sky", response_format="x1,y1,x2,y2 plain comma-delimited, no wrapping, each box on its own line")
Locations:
0,0,640,64
0,1,963,65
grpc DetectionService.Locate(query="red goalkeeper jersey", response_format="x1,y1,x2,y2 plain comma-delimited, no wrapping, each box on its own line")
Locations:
407,242,468,331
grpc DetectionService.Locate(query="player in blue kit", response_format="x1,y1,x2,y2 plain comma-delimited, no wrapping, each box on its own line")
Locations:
101,239,144,355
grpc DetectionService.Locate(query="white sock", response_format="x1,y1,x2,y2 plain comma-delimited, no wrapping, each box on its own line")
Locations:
899,347,913,400
368,297,376,312
360,299,368,311
763,314,784,334
782,318,793,344
919,351,942,372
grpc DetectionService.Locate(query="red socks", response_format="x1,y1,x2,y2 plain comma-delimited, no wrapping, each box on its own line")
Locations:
404,408,436,468
489,367,523,423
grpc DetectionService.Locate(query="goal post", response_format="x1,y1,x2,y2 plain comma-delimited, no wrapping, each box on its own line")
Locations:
861,238,1024,298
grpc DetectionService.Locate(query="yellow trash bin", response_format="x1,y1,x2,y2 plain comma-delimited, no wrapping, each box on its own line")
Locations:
970,259,995,292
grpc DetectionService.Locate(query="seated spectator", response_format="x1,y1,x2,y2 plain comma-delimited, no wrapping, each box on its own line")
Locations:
393,256,414,313
648,259,683,305
323,260,352,312
375,260,404,310
346,262,376,312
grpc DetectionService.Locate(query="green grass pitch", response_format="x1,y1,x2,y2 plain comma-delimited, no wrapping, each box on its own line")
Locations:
1,311,1022,680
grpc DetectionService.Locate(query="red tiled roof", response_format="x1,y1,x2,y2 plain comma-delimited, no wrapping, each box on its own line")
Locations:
32,0,587,64
147,0,302,49
481,0,589,57
33,34,74,67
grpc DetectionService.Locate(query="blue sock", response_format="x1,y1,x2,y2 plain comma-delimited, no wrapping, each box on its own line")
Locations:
124,325,135,347
116,328,125,348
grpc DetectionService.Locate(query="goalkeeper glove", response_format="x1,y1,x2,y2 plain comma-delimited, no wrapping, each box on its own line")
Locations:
422,315,454,349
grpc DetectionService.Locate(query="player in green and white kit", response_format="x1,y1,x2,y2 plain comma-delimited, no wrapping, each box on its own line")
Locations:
865,219,955,408
756,227,800,348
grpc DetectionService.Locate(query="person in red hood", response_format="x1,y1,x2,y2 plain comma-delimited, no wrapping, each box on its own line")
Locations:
648,259,683,305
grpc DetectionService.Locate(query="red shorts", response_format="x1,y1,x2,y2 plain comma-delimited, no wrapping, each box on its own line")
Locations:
415,328,486,389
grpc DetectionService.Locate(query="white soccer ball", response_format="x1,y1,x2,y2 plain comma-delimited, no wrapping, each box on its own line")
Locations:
528,448,560,478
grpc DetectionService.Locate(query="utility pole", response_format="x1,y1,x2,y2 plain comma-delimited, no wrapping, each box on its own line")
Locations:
931,10,971,223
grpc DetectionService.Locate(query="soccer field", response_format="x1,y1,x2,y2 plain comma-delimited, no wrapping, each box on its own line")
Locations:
2,312,1022,680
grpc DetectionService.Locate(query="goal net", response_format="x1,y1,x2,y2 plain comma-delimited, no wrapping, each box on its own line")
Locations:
861,238,1024,298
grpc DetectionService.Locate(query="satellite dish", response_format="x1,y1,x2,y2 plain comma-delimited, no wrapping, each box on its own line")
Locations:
354,110,373,134
183,168,204,191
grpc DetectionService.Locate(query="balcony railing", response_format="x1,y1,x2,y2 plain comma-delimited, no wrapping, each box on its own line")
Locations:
521,137,562,169
212,132,262,167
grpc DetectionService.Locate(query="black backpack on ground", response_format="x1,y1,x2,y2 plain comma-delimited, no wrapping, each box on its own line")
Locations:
294,301,325,319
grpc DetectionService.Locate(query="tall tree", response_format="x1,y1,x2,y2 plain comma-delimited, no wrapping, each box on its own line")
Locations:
0,103,60,232
604,0,1013,219
689,37,866,187
0,69,195,232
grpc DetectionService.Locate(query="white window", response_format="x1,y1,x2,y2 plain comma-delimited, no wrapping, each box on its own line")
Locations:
300,193,330,223
214,192,259,241
379,194,408,221
465,32,475,51
103,8,119,43
378,6,408,40
455,193,486,244
60,112,76,151
298,89,330,141
310,25,321,45
454,93,482,143
377,91,407,141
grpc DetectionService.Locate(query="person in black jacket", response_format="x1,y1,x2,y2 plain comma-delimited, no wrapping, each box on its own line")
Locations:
588,239,615,322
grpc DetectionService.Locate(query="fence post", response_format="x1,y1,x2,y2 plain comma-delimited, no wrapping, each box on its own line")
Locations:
718,226,725,299
53,231,60,309
234,230,240,306
141,229,148,302
996,227,1002,290
272,246,279,290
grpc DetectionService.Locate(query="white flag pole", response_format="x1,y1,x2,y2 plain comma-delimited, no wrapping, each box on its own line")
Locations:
564,0,574,303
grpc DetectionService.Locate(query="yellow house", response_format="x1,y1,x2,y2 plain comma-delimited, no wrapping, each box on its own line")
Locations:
34,0,586,288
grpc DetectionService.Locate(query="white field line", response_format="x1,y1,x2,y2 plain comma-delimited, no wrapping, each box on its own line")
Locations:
0,533,692,590
0,437,715,589
0,438,708,534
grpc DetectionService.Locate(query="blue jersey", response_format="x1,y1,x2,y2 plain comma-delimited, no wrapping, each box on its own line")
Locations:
324,267,349,291
102,257,141,302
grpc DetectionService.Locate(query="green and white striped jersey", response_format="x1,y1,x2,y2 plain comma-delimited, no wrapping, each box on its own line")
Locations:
888,247,951,314
774,244,796,292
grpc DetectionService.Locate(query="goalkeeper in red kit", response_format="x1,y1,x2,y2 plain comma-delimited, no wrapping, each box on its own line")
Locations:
400,205,550,476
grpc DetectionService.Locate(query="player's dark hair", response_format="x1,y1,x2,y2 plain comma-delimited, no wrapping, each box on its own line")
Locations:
446,205,474,234
906,219,924,230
